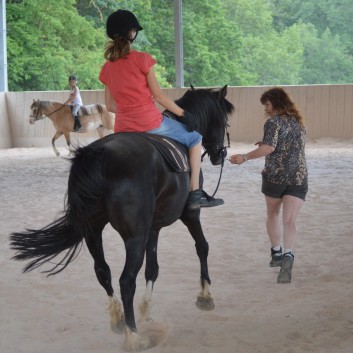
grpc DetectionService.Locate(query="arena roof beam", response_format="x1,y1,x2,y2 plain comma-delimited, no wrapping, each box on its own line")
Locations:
174,0,184,88
0,0,8,92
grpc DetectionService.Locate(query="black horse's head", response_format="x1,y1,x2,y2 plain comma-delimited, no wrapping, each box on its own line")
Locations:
175,85,235,165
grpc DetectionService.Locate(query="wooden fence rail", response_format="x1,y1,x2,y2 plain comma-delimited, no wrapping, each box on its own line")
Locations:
1,84,352,149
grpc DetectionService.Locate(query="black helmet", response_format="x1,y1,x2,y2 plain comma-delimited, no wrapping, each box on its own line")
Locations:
106,9,143,39
69,75,77,81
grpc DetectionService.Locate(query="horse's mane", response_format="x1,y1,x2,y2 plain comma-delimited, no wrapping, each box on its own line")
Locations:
33,100,56,110
175,87,235,142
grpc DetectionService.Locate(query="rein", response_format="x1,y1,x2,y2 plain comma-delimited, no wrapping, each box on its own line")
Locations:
33,102,66,120
202,130,230,197
46,104,66,117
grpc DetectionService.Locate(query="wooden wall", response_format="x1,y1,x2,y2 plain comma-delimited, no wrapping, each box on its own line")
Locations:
1,84,352,149
0,92,12,148
161,85,353,142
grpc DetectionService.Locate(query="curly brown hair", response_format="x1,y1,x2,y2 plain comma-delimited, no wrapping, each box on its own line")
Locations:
260,87,305,128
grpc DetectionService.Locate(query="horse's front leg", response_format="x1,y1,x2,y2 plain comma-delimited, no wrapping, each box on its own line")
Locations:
63,132,73,156
139,280,154,322
180,210,215,311
196,279,214,310
51,131,63,157
139,229,160,322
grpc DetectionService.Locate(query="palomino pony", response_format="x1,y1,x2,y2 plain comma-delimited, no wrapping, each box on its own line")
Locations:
11,86,234,352
29,100,115,156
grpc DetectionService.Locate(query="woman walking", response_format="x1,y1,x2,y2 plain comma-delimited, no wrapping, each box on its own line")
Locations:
229,87,308,283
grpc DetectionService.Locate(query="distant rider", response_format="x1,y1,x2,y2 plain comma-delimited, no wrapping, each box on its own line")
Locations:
64,75,83,131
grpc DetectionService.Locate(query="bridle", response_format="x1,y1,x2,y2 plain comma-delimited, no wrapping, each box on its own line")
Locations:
30,101,66,121
202,128,230,198
202,129,230,160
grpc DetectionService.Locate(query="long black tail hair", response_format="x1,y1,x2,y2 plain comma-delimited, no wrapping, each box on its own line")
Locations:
10,140,107,276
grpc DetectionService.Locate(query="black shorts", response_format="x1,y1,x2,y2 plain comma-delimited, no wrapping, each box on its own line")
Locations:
262,176,308,201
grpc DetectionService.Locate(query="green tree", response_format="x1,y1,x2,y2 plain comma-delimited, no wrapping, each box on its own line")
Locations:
324,0,353,55
272,0,353,51
224,0,303,85
182,0,250,86
6,0,353,91
76,0,117,26
7,0,105,91
271,0,329,32
300,25,353,84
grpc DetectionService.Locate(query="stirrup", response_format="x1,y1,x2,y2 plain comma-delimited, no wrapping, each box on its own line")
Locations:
200,190,224,207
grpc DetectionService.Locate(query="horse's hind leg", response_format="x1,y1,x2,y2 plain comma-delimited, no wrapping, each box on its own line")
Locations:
180,212,215,311
96,126,105,139
63,132,73,156
120,236,154,351
84,229,124,333
139,229,160,322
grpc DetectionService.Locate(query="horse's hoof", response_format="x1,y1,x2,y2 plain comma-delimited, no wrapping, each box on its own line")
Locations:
123,333,155,352
111,319,126,334
196,296,215,311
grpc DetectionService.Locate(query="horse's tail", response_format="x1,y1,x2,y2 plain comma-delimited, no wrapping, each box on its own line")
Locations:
10,214,83,276
10,140,107,276
80,104,103,116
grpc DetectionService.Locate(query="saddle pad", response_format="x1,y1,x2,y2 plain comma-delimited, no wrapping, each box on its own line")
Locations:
139,133,190,173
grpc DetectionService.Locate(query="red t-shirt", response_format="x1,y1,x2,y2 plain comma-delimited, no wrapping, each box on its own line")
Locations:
99,50,163,132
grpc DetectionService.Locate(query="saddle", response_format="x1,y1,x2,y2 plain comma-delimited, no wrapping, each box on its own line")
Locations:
134,133,189,173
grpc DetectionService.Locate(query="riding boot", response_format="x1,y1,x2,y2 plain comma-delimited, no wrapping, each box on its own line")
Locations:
74,115,82,131
200,189,224,207
185,189,202,210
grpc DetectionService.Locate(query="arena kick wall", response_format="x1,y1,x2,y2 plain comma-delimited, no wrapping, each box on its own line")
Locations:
1,84,352,149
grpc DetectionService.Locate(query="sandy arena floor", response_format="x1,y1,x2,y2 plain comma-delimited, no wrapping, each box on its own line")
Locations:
1,139,352,353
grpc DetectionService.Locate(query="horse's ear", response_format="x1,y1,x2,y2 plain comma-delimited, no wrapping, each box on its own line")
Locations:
190,84,195,91
219,85,228,99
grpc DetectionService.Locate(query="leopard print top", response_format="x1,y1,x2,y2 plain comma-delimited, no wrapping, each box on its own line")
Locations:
262,115,308,185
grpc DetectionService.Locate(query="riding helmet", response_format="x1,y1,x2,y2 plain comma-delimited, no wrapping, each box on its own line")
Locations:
106,9,143,39
69,75,77,82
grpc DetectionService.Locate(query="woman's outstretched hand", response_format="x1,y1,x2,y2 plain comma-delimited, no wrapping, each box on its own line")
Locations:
229,154,246,164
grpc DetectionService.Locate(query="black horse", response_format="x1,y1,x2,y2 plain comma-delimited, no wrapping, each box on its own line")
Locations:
10,85,234,351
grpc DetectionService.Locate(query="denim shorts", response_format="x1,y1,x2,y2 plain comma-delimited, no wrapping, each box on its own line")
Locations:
147,115,202,148
261,175,308,201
